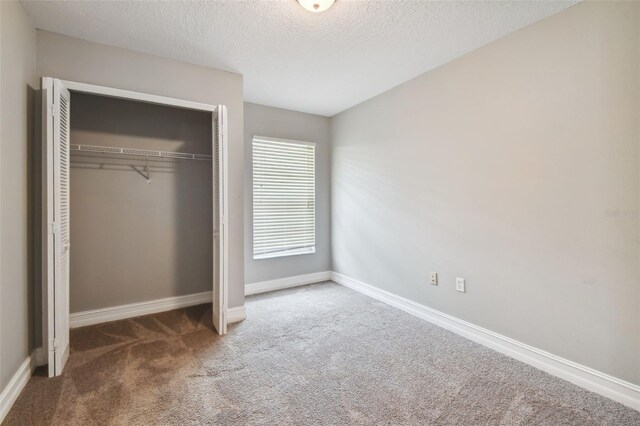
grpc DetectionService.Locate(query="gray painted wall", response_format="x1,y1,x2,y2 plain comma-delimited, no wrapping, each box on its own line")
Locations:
244,102,331,283
331,1,640,385
35,31,245,311
0,0,37,392
69,94,213,312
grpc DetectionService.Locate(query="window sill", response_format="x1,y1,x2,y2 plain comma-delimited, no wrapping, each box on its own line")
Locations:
254,247,316,260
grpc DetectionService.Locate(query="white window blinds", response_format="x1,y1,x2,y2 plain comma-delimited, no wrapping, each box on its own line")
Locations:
253,136,316,259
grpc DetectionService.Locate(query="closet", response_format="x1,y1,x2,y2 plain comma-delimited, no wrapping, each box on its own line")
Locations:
41,78,229,377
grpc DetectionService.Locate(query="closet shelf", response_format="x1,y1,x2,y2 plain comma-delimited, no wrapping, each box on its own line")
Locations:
70,144,212,161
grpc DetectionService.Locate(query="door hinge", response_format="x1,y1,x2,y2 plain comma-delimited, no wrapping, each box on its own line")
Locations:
51,221,57,235
50,338,57,352
52,103,56,117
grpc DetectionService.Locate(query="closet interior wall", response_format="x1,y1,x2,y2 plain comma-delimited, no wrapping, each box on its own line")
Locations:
69,93,213,313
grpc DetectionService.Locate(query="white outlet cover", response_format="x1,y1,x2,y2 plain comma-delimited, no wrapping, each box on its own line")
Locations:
456,277,465,293
430,272,438,285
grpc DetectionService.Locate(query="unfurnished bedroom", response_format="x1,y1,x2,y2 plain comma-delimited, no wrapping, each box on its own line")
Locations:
0,0,639,424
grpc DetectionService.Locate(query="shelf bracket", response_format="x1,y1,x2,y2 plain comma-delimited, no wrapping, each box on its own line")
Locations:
144,156,151,184
131,157,151,183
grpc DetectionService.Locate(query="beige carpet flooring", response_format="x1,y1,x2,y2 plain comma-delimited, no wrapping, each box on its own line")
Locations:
4,282,640,425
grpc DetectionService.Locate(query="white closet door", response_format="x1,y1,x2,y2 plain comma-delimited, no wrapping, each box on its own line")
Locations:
43,78,71,376
212,105,228,335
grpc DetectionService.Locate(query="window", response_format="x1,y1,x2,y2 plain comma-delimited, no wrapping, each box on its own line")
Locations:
252,136,315,259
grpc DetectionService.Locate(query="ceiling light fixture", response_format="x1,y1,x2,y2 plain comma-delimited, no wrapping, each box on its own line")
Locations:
298,0,336,13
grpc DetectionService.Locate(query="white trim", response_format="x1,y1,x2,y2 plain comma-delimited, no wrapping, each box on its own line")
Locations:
227,306,247,323
41,77,55,374
218,105,229,334
61,80,216,112
254,246,316,260
253,135,316,147
0,352,37,423
69,292,214,328
245,271,331,296
330,272,640,412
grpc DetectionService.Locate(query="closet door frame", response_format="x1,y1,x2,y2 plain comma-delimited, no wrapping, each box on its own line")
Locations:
41,77,56,376
42,78,228,376
212,105,228,335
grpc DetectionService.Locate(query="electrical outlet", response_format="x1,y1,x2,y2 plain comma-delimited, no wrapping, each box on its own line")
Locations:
430,272,438,285
456,277,465,293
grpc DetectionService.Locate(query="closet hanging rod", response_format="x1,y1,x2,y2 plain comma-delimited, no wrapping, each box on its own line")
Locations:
70,144,212,161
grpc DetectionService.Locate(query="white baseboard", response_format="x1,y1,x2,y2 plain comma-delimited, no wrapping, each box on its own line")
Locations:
70,292,247,329
70,292,214,328
0,352,37,423
331,272,640,412
245,271,331,296
228,306,247,323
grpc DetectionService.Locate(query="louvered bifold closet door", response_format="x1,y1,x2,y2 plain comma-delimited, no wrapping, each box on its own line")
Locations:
53,79,71,373
212,105,227,336
252,137,316,259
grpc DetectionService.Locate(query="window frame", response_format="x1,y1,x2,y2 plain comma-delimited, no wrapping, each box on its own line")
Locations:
251,135,316,260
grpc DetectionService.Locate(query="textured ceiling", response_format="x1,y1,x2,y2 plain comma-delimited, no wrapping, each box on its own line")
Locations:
22,0,579,116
